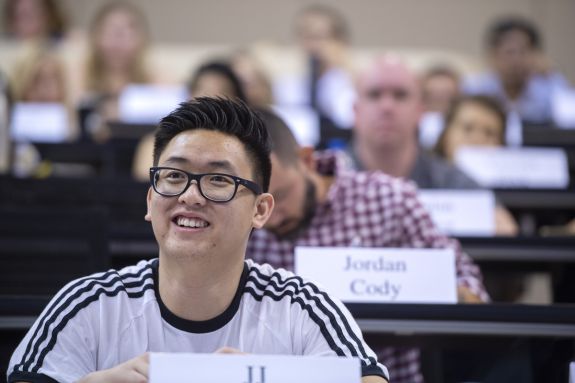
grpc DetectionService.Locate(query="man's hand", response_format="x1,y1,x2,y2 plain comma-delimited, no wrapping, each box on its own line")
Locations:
78,353,149,383
214,346,246,354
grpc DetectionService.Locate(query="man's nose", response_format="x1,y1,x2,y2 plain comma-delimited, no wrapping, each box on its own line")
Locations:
177,181,207,205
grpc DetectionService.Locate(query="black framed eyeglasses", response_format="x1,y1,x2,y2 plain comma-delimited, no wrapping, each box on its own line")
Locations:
149,167,262,203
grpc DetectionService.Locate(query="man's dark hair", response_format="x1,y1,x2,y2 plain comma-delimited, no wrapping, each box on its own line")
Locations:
256,108,300,167
486,16,542,50
153,97,271,192
187,61,247,102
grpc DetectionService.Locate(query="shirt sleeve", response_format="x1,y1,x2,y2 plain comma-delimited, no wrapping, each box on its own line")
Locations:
297,282,390,380
398,180,490,302
7,282,98,383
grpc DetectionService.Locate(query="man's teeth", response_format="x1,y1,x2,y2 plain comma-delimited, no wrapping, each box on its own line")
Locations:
177,217,209,228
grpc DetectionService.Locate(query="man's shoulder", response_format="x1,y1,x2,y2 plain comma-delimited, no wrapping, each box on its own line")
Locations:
49,259,157,311
243,260,334,301
415,151,479,190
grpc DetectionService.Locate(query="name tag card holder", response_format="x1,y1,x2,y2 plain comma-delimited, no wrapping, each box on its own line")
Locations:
149,353,361,383
295,247,457,304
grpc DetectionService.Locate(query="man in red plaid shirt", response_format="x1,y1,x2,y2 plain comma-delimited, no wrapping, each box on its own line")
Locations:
247,109,488,383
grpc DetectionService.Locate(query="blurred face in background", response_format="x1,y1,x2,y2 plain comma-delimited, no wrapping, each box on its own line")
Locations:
190,72,236,99
265,154,316,240
490,29,534,88
443,101,504,161
8,0,48,39
354,57,423,150
23,55,65,102
94,7,147,71
422,72,460,115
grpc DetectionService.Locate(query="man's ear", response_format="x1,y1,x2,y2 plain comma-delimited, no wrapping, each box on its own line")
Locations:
252,193,274,229
144,187,152,222
298,146,315,171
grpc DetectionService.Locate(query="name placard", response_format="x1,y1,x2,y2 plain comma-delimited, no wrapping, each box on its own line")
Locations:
418,189,495,236
118,84,187,124
454,146,569,189
11,102,69,143
149,353,360,383
295,247,457,304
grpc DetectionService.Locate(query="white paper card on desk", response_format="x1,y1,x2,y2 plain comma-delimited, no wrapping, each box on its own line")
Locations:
272,104,320,147
11,102,69,143
149,353,360,383
295,247,457,304
454,146,569,189
118,84,187,124
418,189,496,237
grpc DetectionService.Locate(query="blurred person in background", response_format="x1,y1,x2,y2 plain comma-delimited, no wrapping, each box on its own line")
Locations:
2,0,67,43
434,95,507,162
418,65,461,148
349,55,518,235
0,70,10,173
231,50,274,107
462,16,570,127
421,65,461,115
275,4,355,139
78,0,153,142
132,60,246,181
8,44,78,176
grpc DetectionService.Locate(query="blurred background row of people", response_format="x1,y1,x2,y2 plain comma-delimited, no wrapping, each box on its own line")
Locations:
0,0,574,236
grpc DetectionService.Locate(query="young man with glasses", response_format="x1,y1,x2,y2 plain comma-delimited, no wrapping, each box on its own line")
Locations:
8,98,389,383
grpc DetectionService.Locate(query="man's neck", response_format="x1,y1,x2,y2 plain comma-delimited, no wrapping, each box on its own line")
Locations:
312,172,334,204
354,138,418,178
158,255,244,322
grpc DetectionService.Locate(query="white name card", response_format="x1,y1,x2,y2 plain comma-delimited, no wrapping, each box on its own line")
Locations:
418,189,495,236
295,247,457,304
149,353,360,383
118,84,187,124
454,146,569,189
11,102,69,143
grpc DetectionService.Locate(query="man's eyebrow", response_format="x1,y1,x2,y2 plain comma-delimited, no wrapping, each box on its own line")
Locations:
162,157,236,173
162,156,190,166
205,160,235,173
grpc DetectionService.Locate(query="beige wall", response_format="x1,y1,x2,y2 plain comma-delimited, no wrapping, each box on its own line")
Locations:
55,0,575,84
4,0,575,82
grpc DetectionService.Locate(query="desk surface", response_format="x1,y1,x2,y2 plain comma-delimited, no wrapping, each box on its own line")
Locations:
2,296,574,337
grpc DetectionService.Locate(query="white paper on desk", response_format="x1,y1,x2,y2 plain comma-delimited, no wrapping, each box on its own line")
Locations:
11,102,69,143
149,353,360,383
454,146,569,189
570,361,574,383
118,84,187,124
552,87,575,129
272,104,320,147
295,247,457,304
418,189,495,236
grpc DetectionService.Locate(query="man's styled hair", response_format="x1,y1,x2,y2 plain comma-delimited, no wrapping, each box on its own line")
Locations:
153,97,272,192
256,108,300,167
486,16,542,50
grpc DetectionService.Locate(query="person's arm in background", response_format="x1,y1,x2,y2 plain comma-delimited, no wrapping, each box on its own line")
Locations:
399,181,489,303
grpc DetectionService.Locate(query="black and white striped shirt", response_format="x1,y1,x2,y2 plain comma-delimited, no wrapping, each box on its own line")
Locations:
8,258,388,382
